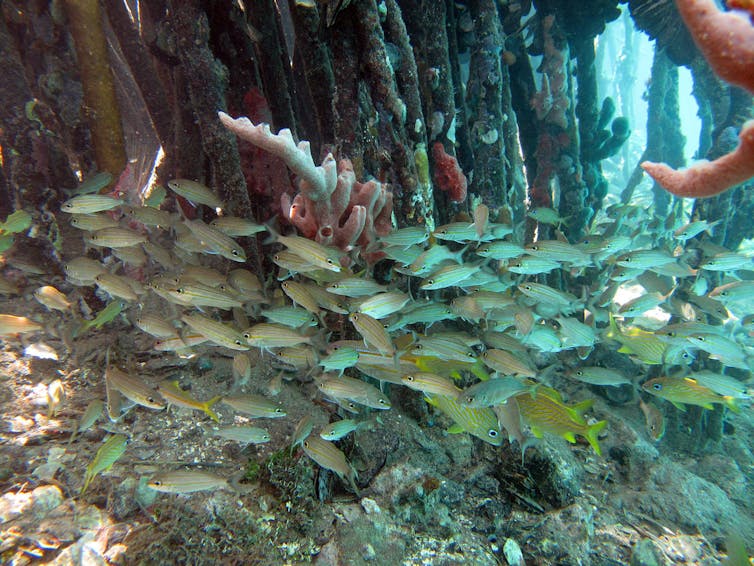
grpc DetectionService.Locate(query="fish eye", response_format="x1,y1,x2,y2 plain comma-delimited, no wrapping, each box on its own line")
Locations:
488,429,498,437
235,340,243,346
177,288,185,294
331,284,339,289
467,352,475,358
379,399,388,405
415,344,424,350
275,408,284,413
243,333,251,340
576,370,583,376
152,480,162,486
327,258,334,265
232,249,240,256
652,383,662,391
148,396,156,403
427,279,434,285
405,375,415,382
530,245,539,251
465,396,473,404
523,285,531,290
696,336,705,342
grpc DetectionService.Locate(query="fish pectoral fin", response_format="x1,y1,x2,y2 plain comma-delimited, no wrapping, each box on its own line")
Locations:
671,401,686,411
562,431,577,444
447,424,465,434
724,396,741,414
530,426,544,439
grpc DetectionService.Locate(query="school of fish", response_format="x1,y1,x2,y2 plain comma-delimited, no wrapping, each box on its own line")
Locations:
0,175,752,495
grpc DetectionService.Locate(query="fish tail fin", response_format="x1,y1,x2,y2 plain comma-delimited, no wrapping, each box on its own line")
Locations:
724,396,741,414
585,420,607,456
204,396,222,422
606,313,620,340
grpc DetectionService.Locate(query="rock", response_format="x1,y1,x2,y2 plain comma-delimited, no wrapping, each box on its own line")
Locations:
29,485,63,518
525,438,584,507
503,537,525,566
630,538,664,566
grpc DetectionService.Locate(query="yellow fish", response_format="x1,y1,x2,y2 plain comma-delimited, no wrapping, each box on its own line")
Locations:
642,377,739,412
515,388,606,456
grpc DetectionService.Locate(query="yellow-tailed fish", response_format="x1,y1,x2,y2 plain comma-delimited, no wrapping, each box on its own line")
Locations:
474,240,525,260
69,213,119,231
411,336,476,363
319,347,359,374
319,418,366,441
458,376,531,408
349,312,394,356
181,313,249,351
280,280,321,314
112,245,147,267
81,434,128,494
638,398,665,442
61,194,122,214
507,256,562,275
228,269,262,295
262,306,319,328
615,249,676,270
481,349,536,377
318,374,392,409
148,469,231,493
166,282,244,310
0,314,43,335
34,286,71,311
157,380,222,422
154,332,208,354
67,171,112,196
565,367,631,387
243,322,313,349
167,179,224,209
63,257,105,285
209,216,266,236
274,346,318,370
94,273,140,302
123,205,175,229
68,399,104,444
642,376,739,412
143,241,176,270
180,265,227,288
105,366,165,410
134,313,178,339
420,263,480,290
274,233,342,272
85,227,148,248
515,388,606,455
356,291,410,319
182,218,246,262
290,414,314,453
302,435,359,492
525,239,591,266
425,394,502,446
206,425,270,444
232,352,252,384
221,394,286,418
401,372,462,397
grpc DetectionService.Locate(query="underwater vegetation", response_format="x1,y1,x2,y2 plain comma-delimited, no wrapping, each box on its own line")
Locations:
1,0,753,563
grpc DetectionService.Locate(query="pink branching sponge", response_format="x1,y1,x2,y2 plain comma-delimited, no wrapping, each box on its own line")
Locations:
219,112,393,255
641,0,754,198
